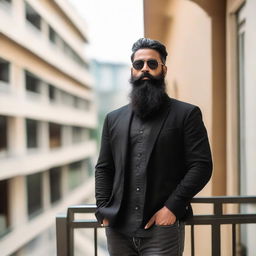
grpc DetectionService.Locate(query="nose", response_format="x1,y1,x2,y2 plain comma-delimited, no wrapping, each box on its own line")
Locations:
141,61,150,72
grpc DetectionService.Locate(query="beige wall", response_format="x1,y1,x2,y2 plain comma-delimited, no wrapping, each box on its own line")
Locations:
164,0,212,143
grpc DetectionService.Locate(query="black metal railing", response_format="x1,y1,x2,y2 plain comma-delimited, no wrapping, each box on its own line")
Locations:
56,196,256,256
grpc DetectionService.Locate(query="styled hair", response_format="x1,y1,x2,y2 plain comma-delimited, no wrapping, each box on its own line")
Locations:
131,38,168,64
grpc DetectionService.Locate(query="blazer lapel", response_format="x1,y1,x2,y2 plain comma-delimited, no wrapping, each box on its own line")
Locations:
119,105,133,172
144,101,171,167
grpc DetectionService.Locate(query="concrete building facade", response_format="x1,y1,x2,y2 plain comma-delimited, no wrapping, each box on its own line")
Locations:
0,0,96,255
144,0,256,255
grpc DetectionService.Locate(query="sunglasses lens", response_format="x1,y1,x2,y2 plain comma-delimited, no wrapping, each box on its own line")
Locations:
133,60,144,70
147,60,158,69
132,59,160,70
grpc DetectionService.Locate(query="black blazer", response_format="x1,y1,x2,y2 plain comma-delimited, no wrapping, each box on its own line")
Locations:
95,98,212,225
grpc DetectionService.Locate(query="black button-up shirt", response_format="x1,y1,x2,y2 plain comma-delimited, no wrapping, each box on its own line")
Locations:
115,114,152,237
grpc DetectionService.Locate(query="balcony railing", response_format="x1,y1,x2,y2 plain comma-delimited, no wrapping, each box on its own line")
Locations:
56,196,256,256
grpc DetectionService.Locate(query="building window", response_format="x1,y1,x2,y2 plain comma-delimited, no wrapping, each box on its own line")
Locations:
49,26,56,44
86,158,94,177
73,96,79,108
0,179,9,237
72,126,82,143
25,2,41,30
62,40,88,69
89,128,96,141
48,25,59,44
49,167,62,204
77,98,90,110
26,119,38,148
48,84,56,102
25,71,40,93
237,5,246,195
0,116,7,154
60,91,74,107
0,58,10,83
49,123,61,148
0,0,12,9
68,161,83,190
0,0,11,3
27,173,43,218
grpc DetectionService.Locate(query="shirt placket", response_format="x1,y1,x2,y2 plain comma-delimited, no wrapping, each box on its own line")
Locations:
134,123,145,226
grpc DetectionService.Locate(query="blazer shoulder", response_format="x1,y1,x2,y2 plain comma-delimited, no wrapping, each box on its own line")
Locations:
170,98,200,113
106,104,130,121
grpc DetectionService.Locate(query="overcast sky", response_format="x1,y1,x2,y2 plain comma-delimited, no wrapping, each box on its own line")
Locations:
70,0,144,63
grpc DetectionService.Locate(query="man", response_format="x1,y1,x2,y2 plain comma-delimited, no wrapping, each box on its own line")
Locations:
95,38,212,255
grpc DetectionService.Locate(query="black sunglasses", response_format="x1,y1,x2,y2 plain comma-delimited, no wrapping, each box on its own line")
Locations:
132,59,164,70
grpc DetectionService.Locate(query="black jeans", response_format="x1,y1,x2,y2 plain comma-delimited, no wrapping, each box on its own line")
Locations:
105,222,185,256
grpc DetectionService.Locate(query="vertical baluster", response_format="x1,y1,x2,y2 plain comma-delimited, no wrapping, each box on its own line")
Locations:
232,224,236,256
94,227,98,256
191,224,195,256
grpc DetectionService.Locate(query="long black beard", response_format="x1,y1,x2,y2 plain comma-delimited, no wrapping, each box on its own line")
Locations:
129,72,168,120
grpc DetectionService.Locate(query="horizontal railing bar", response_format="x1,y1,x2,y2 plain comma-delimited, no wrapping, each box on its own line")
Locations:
68,204,97,214
66,214,256,229
191,196,256,203
70,220,101,228
69,219,256,229
186,214,256,225
66,197,256,214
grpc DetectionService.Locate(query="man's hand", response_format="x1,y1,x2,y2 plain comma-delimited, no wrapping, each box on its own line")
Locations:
102,218,109,227
144,206,176,229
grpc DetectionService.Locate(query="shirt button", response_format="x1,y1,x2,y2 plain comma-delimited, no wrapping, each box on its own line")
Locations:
138,136,143,142
137,153,141,157
136,187,140,191
135,206,139,210
139,130,144,134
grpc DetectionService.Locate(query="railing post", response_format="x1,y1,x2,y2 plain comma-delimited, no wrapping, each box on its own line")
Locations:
94,227,98,256
56,213,68,256
68,208,75,256
212,201,222,256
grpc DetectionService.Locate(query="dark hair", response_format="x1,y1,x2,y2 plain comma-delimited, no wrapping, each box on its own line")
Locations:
131,38,168,64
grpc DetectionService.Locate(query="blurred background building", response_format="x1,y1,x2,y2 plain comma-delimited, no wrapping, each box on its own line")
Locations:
0,0,97,255
144,0,256,255
90,59,130,146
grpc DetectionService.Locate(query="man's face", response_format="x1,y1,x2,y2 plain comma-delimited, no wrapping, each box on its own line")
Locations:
131,48,167,79
129,48,168,120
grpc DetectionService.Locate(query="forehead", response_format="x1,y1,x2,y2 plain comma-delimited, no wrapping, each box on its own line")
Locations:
133,48,161,61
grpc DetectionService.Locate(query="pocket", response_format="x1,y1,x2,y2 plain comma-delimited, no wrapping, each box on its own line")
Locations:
155,222,177,228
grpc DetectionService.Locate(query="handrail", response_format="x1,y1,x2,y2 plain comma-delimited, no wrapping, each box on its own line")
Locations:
56,196,256,256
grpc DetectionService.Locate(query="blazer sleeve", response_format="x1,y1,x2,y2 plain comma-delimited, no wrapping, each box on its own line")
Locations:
95,114,115,222
165,106,213,218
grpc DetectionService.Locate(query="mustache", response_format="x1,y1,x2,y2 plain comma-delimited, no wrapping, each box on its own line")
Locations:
129,72,164,85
